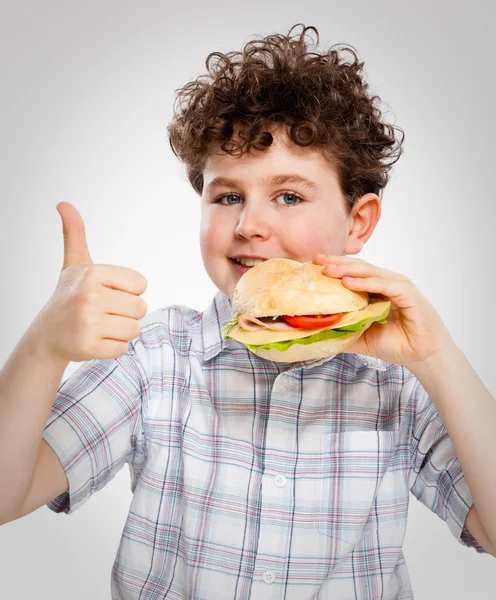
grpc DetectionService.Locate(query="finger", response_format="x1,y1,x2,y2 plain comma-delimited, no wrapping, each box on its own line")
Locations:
102,314,142,342
322,261,402,282
94,264,148,296
56,202,93,269
100,287,148,320
313,253,364,265
340,276,415,309
93,339,132,360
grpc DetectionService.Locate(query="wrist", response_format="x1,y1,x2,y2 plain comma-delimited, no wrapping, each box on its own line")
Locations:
24,319,70,372
409,341,462,383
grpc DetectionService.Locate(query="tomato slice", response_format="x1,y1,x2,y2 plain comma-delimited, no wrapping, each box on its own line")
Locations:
281,313,344,330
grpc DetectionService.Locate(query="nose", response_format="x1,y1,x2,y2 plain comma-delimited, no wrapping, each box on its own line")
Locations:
235,204,271,240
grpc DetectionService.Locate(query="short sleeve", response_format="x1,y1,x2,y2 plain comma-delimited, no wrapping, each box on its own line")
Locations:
42,338,148,515
407,374,487,554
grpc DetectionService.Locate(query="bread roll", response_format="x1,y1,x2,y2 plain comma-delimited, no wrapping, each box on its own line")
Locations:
232,258,369,317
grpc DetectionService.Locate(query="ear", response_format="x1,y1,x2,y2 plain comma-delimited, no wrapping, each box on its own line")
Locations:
343,193,381,255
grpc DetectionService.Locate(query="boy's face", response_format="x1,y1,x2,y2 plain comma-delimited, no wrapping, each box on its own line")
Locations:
200,127,379,298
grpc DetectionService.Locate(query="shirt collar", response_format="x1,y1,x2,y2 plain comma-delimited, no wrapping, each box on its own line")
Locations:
201,291,388,371
202,291,236,361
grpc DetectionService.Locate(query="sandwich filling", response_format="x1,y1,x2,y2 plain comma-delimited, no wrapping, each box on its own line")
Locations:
223,298,390,353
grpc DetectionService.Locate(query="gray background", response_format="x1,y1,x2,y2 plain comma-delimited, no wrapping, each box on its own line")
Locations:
0,0,495,598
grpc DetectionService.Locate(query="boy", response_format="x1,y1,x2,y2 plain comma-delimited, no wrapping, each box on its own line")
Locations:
0,23,494,600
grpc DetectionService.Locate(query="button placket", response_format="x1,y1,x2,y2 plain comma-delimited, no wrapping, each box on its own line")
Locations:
249,372,292,596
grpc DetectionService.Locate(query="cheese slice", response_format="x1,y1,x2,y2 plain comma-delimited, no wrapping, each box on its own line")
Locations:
226,298,390,346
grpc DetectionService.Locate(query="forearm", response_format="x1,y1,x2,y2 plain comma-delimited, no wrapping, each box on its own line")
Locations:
413,344,496,547
0,318,69,521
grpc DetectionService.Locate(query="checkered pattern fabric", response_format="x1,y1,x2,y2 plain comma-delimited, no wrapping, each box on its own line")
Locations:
43,291,485,599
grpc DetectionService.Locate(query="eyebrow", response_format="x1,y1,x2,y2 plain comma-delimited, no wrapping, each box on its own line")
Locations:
204,173,319,193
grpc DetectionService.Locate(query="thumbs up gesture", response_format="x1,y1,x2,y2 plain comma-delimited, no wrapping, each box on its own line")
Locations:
35,202,148,363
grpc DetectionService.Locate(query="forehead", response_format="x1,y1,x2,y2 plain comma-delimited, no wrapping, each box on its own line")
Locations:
203,128,340,190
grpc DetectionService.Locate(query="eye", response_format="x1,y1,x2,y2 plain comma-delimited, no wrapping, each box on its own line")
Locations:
216,193,243,205
274,192,304,206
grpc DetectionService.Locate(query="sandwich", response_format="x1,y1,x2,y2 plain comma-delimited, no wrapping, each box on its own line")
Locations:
222,257,391,363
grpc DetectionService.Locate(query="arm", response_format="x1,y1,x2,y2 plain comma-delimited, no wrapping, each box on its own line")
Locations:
465,506,496,557
413,344,496,554
0,202,146,525
0,323,69,523
312,253,495,555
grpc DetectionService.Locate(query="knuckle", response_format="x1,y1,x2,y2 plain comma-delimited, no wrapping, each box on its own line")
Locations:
79,289,100,305
132,320,142,338
137,298,148,318
80,311,97,330
137,273,147,293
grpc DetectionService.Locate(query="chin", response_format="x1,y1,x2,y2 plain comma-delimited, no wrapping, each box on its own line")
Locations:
203,262,237,299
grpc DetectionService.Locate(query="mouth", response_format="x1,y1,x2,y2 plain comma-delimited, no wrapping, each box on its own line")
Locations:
229,257,268,276
230,257,268,267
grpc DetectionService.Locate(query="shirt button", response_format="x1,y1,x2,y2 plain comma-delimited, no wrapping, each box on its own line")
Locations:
274,474,286,488
263,570,276,585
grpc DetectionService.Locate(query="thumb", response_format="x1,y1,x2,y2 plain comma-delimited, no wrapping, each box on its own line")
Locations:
56,202,94,269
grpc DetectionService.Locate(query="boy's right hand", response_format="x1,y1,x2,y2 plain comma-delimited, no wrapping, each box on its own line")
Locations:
33,202,148,363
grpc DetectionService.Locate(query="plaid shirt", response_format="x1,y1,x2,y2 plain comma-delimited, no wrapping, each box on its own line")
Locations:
43,291,486,600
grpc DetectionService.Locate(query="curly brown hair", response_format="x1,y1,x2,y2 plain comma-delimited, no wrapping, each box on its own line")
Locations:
167,24,405,212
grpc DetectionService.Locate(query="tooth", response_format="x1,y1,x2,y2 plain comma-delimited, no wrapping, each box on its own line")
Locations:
237,258,266,267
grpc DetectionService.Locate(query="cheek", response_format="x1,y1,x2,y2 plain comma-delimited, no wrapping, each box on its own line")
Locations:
200,210,230,255
282,218,347,257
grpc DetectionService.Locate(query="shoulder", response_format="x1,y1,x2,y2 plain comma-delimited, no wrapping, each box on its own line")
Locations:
140,303,201,340
337,354,419,413
339,353,405,377
126,303,204,366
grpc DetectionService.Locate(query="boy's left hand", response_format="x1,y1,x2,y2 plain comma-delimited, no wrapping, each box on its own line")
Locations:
313,253,456,372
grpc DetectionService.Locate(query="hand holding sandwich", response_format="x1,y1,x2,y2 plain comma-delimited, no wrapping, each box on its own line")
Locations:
313,253,455,372
312,257,496,556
